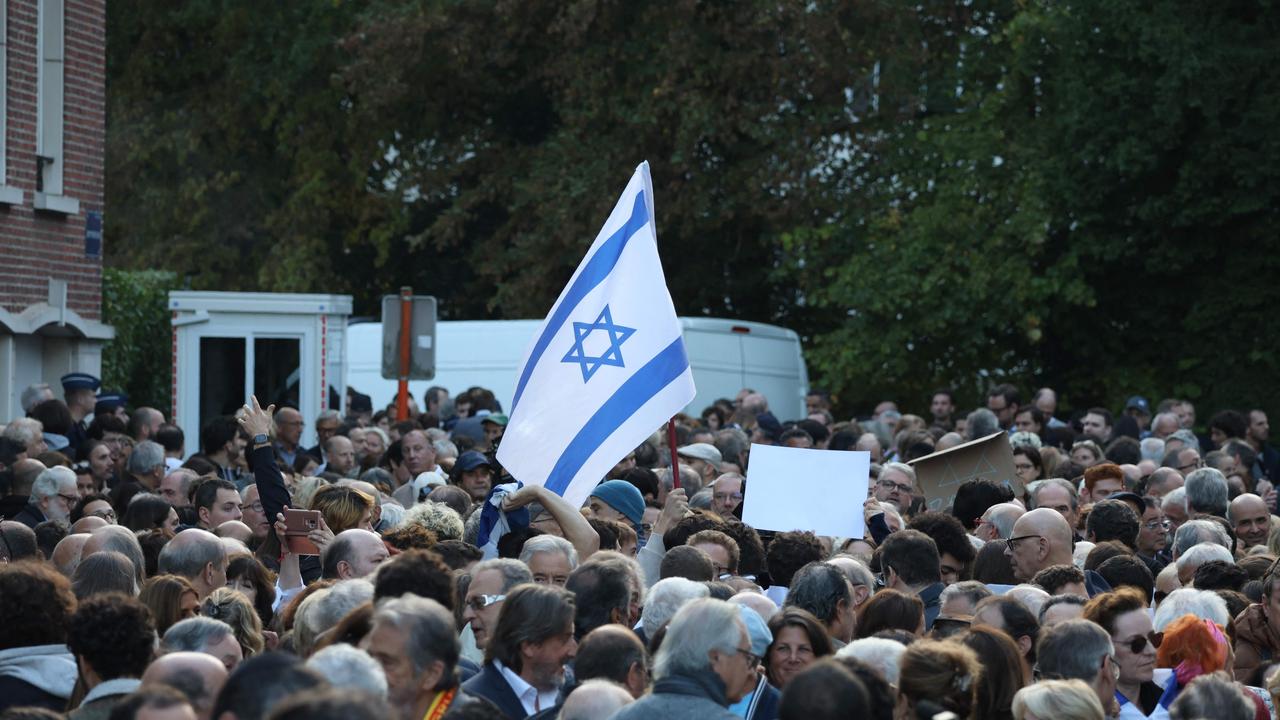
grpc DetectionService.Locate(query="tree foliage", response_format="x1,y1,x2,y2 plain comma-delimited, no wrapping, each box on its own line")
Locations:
101,269,179,411
784,1,1280,414
106,0,1280,417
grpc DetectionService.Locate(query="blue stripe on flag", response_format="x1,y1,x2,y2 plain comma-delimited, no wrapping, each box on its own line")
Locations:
510,191,650,412
544,336,691,496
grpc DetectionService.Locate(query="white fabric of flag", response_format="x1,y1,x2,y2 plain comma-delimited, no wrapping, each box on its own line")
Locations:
497,161,695,510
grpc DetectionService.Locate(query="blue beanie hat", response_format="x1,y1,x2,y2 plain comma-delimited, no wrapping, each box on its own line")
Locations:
589,480,645,526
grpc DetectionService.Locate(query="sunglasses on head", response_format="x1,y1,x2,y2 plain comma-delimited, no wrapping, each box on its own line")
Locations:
1122,631,1163,654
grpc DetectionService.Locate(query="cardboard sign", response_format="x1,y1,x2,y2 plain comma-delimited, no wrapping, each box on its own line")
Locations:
907,431,1019,514
742,444,870,538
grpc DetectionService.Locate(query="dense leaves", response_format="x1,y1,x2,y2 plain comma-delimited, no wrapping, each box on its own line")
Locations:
101,269,179,411
106,1,1280,418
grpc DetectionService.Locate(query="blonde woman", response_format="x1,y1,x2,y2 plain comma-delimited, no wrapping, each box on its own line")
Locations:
1012,679,1104,720
202,586,265,658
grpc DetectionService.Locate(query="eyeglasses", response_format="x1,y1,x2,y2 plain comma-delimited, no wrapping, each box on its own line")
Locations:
713,492,744,503
1178,459,1204,472
466,594,506,612
89,508,117,521
1143,519,1170,531
735,647,761,666
877,479,912,494
1118,631,1162,654
1007,534,1043,548
245,502,265,513
57,493,79,505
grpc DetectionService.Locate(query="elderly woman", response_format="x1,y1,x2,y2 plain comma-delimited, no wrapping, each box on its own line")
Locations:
764,607,832,689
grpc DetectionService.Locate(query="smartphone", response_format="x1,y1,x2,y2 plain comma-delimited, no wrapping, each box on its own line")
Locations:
283,509,322,555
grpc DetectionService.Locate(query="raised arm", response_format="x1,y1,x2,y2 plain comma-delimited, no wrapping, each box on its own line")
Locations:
503,485,600,560
237,396,289,521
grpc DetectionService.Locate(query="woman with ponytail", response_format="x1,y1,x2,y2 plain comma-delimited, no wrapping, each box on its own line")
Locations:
894,639,981,720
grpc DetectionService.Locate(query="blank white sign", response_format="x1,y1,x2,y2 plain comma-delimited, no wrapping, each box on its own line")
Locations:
742,444,871,538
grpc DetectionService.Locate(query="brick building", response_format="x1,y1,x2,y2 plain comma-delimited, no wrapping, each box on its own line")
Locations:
0,0,111,420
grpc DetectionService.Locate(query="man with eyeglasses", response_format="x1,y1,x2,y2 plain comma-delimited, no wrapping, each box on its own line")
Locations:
463,559,534,653
1164,446,1203,478
872,462,916,511
13,466,78,528
272,407,305,467
1135,498,1171,567
1005,508,1075,582
709,474,744,517
1228,492,1271,551
238,484,271,543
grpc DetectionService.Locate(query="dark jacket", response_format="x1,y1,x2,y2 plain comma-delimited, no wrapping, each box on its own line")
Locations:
738,675,780,720
918,581,946,630
461,662,528,719
0,495,28,521
0,676,64,714
611,670,739,720
10,502,46,528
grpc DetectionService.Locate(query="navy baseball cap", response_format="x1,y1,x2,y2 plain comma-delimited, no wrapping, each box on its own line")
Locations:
454,450,494,473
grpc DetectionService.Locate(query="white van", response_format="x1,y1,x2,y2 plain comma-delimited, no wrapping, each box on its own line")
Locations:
346,317,810,420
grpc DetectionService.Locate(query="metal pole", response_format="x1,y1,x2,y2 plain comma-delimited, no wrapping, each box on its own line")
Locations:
668,418,681,489
397,286,413,420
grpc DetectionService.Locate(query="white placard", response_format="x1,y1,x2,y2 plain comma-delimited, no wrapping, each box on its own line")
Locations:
741,444,870,538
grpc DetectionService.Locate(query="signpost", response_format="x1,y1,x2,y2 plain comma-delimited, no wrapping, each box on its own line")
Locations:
381,290,437,418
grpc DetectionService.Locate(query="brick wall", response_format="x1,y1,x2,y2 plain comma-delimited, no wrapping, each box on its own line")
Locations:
0,0,107,320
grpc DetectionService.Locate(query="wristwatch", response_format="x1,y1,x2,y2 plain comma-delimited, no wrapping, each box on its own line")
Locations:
253,433,269,447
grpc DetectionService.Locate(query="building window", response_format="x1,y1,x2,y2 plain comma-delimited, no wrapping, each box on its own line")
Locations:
0,0,22,205
33,0,77,214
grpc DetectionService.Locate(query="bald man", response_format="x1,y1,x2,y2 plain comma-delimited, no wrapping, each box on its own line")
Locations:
1005,508,1074,582
1229,493,1272,551
157,528,228,599
82,525,146,585
561,679,634,720
321,529,389,580
52,533,90,576
141,652,228,720
214,521,253,544
71,515,109,534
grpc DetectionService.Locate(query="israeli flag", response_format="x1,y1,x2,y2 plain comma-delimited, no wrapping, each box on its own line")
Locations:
497,161,695,510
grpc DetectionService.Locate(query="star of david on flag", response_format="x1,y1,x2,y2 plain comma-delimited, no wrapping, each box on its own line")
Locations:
497,162,696,510
561,306,636,382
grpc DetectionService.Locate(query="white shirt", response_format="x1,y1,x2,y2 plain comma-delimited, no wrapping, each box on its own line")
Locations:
494,659,558,715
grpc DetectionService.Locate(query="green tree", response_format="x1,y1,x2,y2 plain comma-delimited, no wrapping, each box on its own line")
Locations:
784,1,1280,415
101,269,179,411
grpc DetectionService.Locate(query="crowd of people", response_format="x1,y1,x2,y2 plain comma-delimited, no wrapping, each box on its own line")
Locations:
2,375,1280,720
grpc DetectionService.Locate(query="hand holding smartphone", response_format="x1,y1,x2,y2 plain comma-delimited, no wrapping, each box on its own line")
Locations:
283,508,323,556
